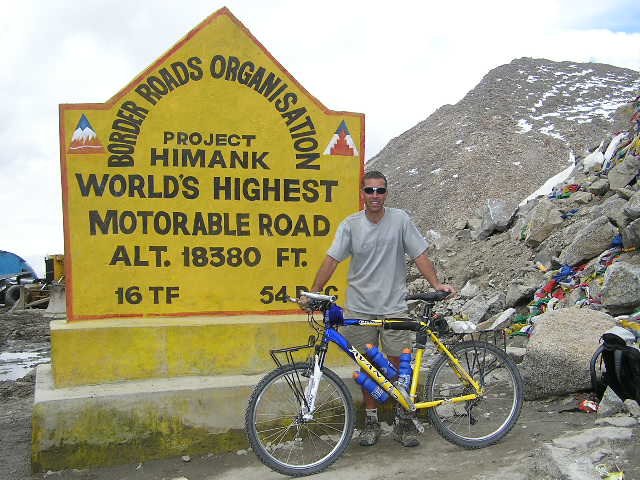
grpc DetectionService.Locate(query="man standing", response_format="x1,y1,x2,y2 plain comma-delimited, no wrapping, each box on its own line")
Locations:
305,170,455,448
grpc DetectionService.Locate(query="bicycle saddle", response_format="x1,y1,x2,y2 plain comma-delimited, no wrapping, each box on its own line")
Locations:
406,291,450,302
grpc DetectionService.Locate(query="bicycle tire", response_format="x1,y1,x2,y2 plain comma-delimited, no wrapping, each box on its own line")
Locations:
590,344,606,398
245,363,355,477
424,340,523,449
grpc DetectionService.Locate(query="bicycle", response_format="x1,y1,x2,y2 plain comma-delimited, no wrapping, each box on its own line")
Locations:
245,291,524,477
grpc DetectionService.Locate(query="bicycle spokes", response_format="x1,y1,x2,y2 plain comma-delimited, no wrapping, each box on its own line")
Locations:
424,341,523,448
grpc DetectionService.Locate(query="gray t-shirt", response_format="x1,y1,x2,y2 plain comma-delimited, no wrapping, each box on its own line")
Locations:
327,207,428,315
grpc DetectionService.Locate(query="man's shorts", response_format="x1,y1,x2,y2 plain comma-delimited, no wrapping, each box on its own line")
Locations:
341,309,413,357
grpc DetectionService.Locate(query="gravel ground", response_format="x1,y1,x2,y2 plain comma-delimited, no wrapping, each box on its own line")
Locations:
0,308,638,480
0,308,49,480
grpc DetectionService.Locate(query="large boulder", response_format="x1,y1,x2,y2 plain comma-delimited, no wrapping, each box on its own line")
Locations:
586,178,609,196
459,292,505,324
611,187,636,200
505,273,544,306
569,191,594,204
524,199,564,247
477,308,516,331
473,199,517,240
424,229,453,251
558,216,619,266
601,261,640,314
608,153,640,189
621,218,640,249
624,191,640,220
520,308,615,400
603,196,630,228
459,280,481,299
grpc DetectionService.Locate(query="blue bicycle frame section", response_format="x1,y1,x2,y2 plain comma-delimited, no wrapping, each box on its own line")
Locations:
315,304,413,410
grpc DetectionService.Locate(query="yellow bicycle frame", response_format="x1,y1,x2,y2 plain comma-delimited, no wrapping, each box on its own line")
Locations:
350,318,483,411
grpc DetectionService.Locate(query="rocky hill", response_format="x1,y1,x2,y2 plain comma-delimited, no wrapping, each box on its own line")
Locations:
400,82,640,412
369,57,640,235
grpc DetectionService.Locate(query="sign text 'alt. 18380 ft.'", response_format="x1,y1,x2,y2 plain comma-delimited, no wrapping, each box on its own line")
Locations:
59,8,363,320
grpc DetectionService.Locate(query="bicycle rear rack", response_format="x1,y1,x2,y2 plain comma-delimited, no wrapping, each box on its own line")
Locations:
445,329,507,352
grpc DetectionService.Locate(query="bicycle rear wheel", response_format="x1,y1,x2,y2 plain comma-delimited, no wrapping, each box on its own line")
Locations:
424,340,523,448
245,363,355,477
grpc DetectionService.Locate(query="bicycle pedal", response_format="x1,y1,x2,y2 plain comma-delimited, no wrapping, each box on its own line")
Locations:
412,418,425,434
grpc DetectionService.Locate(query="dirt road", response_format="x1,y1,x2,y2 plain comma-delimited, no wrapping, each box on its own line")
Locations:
1,309,638,480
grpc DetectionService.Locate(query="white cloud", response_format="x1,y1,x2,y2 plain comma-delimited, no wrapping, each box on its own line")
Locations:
1,0,639,262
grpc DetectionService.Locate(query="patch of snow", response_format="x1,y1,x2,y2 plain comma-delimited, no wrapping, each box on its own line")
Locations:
531,112,561,120
452,174,459,178
554,69,593,77
431,168,442,175
539,124,565,141
0,351,50,381
520,163,575,206
534,90,557,108
516,119,532,133
408,168,418,175
512,161,522,167
456,139,463,145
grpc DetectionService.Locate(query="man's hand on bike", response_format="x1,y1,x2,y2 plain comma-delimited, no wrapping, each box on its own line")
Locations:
298,294,314,311
434,283,456,296
297,291,337,311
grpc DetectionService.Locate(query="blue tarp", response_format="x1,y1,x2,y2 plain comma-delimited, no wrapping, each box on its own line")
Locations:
0,250,36,278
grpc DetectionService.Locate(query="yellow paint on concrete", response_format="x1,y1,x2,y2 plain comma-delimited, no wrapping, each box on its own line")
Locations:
51,315,349,387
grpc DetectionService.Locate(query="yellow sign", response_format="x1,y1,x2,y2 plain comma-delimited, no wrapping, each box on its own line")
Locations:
59,8,364,321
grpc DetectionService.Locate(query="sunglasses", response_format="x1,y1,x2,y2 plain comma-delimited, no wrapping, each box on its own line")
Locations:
362,187,387,194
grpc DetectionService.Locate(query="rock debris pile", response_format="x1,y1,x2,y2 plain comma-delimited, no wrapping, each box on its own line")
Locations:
406,92,640,402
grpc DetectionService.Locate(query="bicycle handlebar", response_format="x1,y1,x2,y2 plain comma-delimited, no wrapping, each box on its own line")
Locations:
287,290,446,307
287,291,338,303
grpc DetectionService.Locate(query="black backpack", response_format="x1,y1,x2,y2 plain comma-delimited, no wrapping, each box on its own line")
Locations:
591,332,640,403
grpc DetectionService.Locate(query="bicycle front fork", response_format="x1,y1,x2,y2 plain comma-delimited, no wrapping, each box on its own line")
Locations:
301,355,323,420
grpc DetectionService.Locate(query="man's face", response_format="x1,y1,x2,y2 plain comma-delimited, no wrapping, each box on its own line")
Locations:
361,178,387,214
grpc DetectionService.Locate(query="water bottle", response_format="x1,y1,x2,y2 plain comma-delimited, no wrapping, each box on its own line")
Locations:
352,372,389,403
364,344,398,380
397,348,413,392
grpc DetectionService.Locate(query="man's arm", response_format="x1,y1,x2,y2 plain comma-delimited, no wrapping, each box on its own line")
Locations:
298,255,339,310
310,255,339,292
414,252,456,294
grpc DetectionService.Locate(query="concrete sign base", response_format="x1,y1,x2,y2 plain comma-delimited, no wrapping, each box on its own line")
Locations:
32,364,362,472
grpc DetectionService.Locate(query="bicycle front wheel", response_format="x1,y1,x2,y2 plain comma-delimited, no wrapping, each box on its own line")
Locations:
245,363,355,477
424,340,523,449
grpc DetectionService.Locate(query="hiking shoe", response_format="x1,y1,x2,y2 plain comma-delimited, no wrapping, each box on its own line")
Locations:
393,418,420,447
358,419,381,446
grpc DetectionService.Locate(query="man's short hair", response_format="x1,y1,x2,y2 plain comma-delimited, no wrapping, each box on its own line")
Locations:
362,170,387,187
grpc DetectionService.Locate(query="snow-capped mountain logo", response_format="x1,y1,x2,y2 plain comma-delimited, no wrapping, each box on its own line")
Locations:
68,114,105,154
324,120,359,156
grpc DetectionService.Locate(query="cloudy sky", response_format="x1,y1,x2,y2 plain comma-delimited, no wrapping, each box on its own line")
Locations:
1,0,639,275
